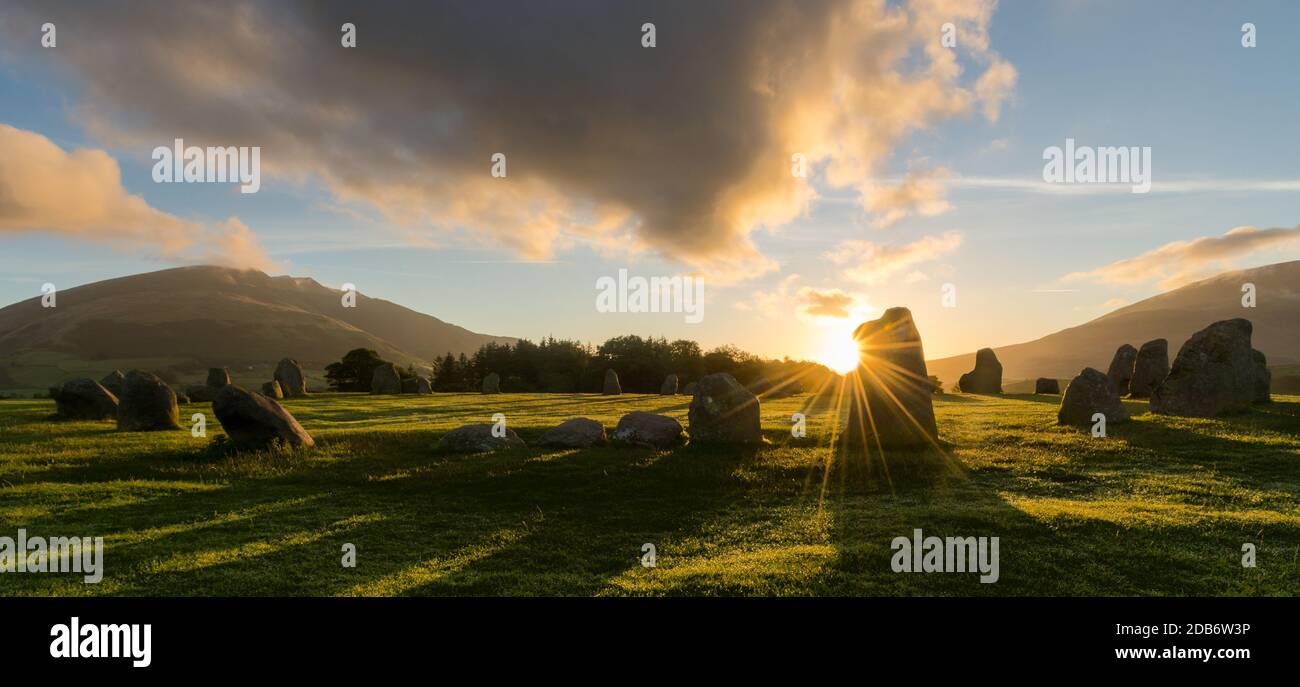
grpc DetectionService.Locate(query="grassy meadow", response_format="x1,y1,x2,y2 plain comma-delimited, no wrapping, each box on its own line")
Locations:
1,390,1298,596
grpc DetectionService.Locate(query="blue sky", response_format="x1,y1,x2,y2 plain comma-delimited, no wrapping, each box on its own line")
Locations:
1,0,1298,364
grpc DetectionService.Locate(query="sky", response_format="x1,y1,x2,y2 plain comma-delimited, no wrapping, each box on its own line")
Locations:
1,0,1299,368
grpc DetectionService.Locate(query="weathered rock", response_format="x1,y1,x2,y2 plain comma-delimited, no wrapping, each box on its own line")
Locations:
274,358,308,398
481,372,501,394
1057,367,1129,426
682,381,698,395
52,379,118,420
370,364,402,394
401,378,419,394
1105,344,1138,395
1253,349,1271,404
612,412,683,448
117,370,180,431
437,424,525,452
99,370,125,397
538,418,607,448
1151,319,1256,417
844,307,939,449
173,387,190,404
602,369,622,395
1035,378,1060,394
1128,339,1169,398
414,376,432,394
688,373,761,444
186,385,216,403
958,348,1003,394
206,367,232,389
660,374,678,395
261,380,284,399
213,385,315,449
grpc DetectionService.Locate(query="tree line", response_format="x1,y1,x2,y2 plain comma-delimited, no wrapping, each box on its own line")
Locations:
326,335,834,394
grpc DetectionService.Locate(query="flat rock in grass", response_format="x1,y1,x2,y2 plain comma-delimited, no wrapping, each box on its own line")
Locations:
660,374,678,395
1035,378,1060,394
1253,349,1271,403
274,358,308,398
1105,344,1138,395
1058,367,1128,426
845,307,938,449
186,385,216,403
370,363,402,394
52,379,118,420
1151,318,1256,417
118,370,180,431
958,348,1003,394
1128,339,1169,398
612,412,682,449
482,372,501,394
437,424,525,452
213,385,315,449
261,380,284,399
688,373,761,444
538,418,607,448
206,367,232,389
99,370,125,397
602,369,622,395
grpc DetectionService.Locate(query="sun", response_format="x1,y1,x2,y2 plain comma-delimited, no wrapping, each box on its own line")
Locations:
817,328,861,375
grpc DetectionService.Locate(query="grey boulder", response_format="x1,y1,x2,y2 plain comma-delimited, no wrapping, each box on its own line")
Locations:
52,379,119,420
688,373,761,444
1058,367,1129,426
437,424,525,452
117,370,180,431
538,418,607,448
612,412,682,448
213,384,315,449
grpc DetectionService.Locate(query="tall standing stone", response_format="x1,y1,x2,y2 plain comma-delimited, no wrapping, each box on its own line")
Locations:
99,370,125,397
1151,319,1256,417
660,373,678,395
482,372,501,394
275,358,308,398
603,369,622,395
844,307,938,450
370,363,402,395
261,380,285,399
1252,349,1271,404
1105,344,1137,395
1057,367,1129,426
958,348,1002,394
1127,339,1169,398
688,373,761,444
207,367,232,389
117,370,180,431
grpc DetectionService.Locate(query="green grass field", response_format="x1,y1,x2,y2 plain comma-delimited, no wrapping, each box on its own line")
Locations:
2,391,1297,596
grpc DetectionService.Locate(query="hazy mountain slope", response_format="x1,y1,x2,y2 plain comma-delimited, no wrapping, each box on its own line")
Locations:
927,260,1300,385
0,266,515,369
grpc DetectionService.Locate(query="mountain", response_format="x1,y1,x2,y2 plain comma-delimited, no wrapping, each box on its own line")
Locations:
927,260,1300,386
0,265,515,372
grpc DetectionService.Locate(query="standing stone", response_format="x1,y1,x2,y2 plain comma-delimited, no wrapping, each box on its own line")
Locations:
1252,349,1271,404
958,348,1003,394
1035,378,1060,394
603,369,622,395
660,373,678,395
1057,367,1129,426
612,412,683,448
99,370,125,397
1128,339,1169,398
401,377,419,394
370,364,402,394
682,381,698,396
261,380,284,399
844,307,939,449
538,418,608,448
213,385,314,449
1105,344,1138,395
1151,319,1256,417
688,373,761,444
174,387,190,404
186,385,216,403
52,379,119,420
206,367,232,389
482,372,501,394
117,370,180,431
274,358,308,398
414,376,432,394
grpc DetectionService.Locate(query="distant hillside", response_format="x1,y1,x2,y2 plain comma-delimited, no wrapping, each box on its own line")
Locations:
0,266,515,374
928,260,1300,386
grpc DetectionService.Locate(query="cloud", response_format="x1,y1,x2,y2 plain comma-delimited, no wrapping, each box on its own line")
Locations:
737,274,866,320
0,0,1013,282
796,287,858,319
0,124,278,270
830,231,963,284
1063,224,1300,290
861,168,952,228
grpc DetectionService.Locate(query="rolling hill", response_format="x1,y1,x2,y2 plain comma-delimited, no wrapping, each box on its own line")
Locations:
927,260,1300,387
0,266,514,388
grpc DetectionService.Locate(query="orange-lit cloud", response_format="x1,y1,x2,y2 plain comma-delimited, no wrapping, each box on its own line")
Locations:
832,231,964,284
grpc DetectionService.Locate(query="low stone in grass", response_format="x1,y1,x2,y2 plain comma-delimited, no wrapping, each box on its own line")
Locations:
538,418,607,448
1035,378,1060,394
52,379,118,420
370,363,402,394
612,412,682,449
99,370,125,397
213,385,315,449
261,380,284,399
1057,367,1129,426
118,370,180,431
437,424,525,452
